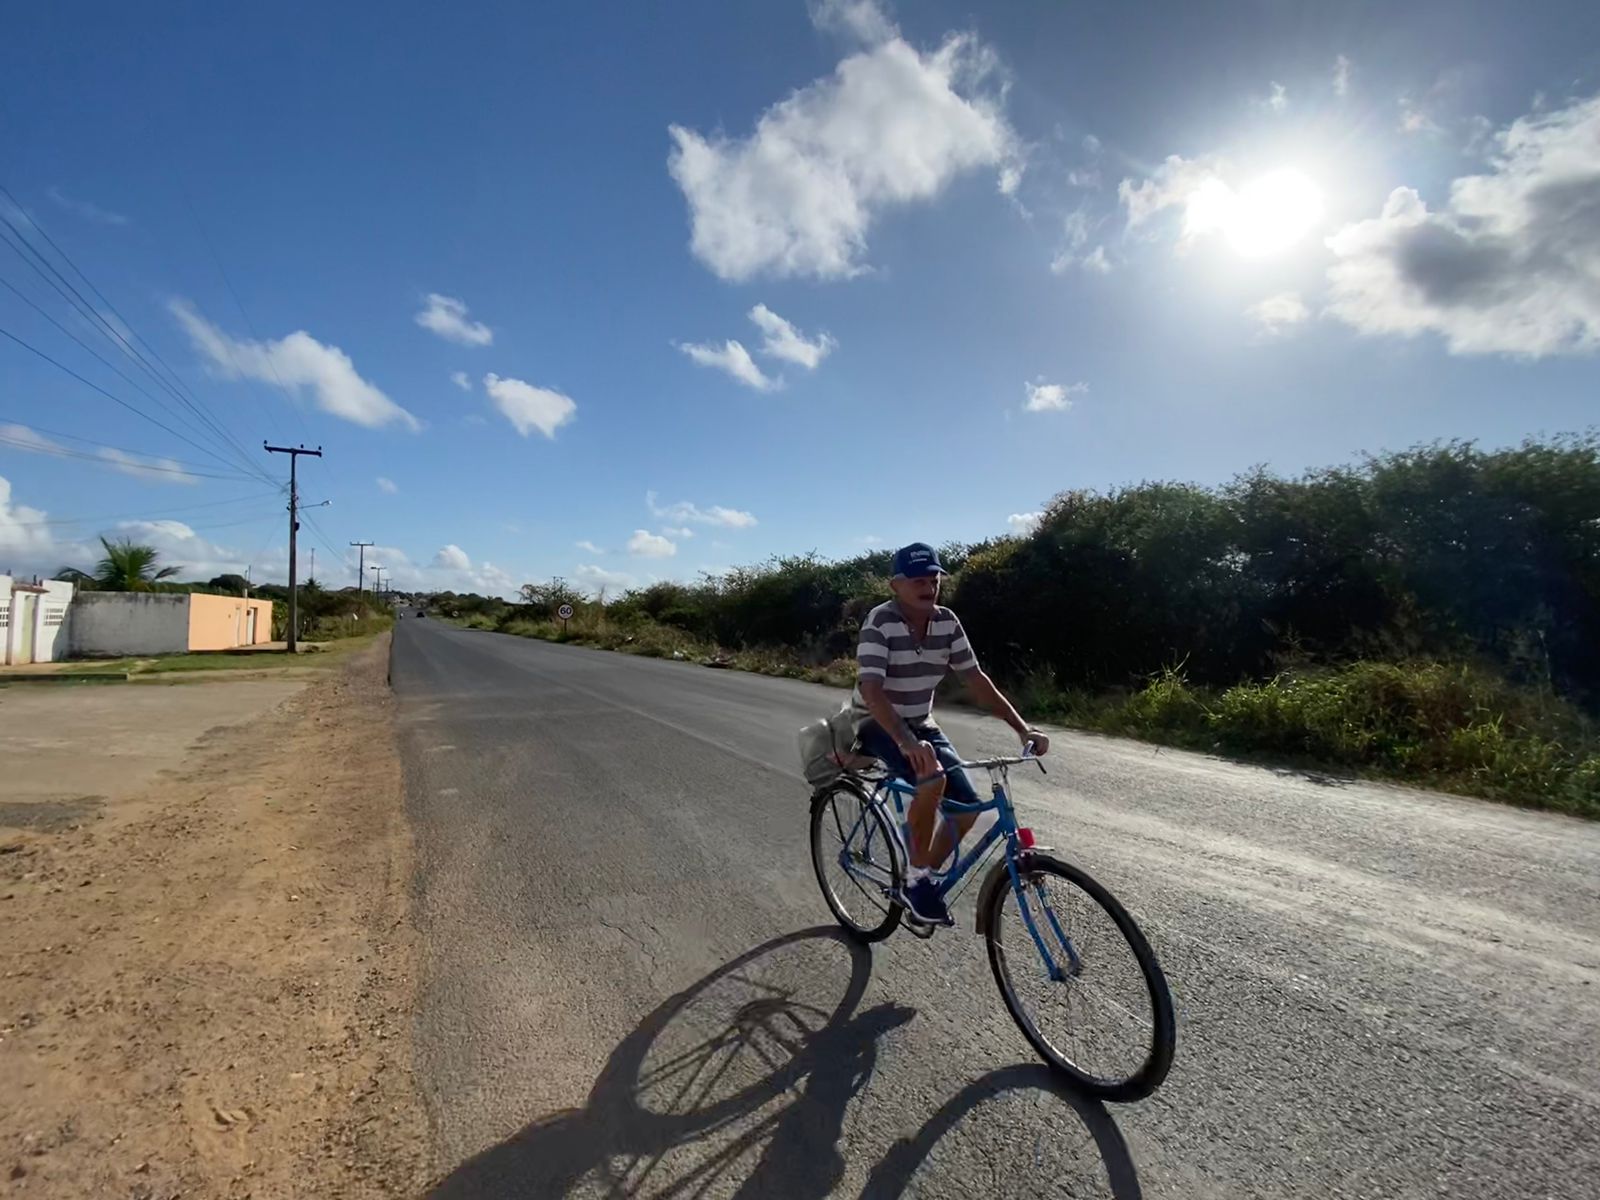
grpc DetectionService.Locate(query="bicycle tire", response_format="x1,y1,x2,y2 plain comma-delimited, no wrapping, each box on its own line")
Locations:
810,780,903,943
983,853,1175,1101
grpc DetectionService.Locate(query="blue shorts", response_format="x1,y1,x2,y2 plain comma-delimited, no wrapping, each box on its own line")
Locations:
855,720,981,808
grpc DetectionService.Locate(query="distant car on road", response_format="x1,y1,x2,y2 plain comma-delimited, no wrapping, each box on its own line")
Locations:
415,610,426,618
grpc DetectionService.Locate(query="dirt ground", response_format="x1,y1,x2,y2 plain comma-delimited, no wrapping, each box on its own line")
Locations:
0,636,431,1198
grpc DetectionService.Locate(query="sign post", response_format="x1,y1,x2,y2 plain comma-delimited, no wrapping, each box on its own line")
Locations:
557,602,574,633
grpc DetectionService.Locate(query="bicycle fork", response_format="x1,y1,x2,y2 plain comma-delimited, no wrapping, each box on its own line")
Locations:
1007,855,1081,984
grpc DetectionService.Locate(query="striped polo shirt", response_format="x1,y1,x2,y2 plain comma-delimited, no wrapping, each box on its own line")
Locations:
852,601,980,726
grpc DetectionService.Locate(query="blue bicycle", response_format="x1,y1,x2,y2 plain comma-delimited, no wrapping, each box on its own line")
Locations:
808,745,1176,1101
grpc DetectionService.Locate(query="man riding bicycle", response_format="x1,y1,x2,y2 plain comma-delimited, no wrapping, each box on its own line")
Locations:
853,542,1050,926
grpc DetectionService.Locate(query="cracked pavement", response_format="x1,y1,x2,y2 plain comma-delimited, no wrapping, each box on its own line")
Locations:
393,618,1600,1199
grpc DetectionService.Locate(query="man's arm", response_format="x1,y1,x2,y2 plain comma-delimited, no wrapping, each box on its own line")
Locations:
948,613,1049,754
960,668,1048,752
860,677,941,778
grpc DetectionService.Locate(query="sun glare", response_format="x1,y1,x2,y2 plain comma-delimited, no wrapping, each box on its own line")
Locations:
1183,168,1324,258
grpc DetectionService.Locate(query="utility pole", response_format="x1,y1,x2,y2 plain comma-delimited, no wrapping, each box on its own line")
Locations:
265,443,323,654
350,541,374,593
309,547,316,587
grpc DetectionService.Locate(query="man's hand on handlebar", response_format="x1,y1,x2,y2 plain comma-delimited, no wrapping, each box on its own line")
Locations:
1023,729,1051,756
903,739,942,780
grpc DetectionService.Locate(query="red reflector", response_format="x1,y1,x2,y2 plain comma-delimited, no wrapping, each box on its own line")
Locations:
1017,827,1036,849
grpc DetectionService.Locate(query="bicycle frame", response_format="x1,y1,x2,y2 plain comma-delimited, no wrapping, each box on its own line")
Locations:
835,754,1074,983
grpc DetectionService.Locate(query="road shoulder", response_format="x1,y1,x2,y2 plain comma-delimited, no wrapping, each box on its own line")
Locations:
1,635,430,1198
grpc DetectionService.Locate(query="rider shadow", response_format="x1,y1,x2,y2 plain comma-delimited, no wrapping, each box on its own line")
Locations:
427,928,1141,1199
427,927,913,1199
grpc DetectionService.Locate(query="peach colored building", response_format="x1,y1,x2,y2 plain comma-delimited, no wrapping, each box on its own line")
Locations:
188,593,273,650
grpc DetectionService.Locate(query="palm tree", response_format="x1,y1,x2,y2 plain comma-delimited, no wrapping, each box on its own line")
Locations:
53,567,97,590
92,537,181,591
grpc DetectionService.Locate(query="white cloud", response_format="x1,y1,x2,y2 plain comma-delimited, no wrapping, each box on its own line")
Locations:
646,491,758,529
1333,55,1352,99
1050,211,1111,274
575,539,604,555
1248,292,1310,335
483,373,577,438
96,447,200,485
377,476,398,494
451,370,472,392
574,563,637,594
667,6,1016,280
678,339,779,391
659,526,695,539
628,529,677,558
0,423,60,454
808,0,895,44
748,304,836,368
1119,154,1229,233
415,294,492,347
1267,82,1288,113
1325,92,1600,357
1024,379,1086,412
171,300,420,431
0,474,57,564
1007,511,1042,533
433,544,471,571
47,186,128,226
1066,166,1101,189
859,534,885,546
1398,97,1441,136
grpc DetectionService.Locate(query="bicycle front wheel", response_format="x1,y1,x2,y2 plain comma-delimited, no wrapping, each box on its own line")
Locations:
810,781,902,943
984,854,1175,1101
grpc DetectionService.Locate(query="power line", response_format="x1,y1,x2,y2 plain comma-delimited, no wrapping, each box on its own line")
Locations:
0,271,266,480
184,196,311,445
0,414,254,477
0,431,260,481
0,321,278,480
7,489,286,528
0,232,274,486
0,193,273,485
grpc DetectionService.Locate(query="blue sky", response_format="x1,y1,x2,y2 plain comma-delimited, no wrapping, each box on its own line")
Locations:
2,0,1596,596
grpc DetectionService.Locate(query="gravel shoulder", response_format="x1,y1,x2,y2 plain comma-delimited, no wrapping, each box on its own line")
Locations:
0,635,429,1198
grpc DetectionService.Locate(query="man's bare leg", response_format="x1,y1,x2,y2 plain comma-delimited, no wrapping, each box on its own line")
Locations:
906,780,977,870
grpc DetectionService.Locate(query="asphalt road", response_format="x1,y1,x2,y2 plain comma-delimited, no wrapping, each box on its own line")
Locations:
392,618,1600,1199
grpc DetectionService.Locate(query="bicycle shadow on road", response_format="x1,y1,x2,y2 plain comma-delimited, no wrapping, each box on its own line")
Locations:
426,926,910,1199
859,1063,1142,1200
427,926,1140,1199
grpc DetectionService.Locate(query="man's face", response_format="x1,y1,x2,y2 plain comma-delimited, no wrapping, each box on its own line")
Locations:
890,573,941,613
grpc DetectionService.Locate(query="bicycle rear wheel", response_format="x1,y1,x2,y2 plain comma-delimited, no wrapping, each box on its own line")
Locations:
983,853,1174,1101
810,781,903,943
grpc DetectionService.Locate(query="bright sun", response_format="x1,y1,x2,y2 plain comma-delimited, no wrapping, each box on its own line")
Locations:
1185,168,1324,257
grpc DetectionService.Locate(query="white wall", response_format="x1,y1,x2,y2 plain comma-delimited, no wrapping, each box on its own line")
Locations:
66,592,190,657
2,576,75,665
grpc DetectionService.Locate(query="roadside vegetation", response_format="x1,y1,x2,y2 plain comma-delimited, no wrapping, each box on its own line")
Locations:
426,437,1600,817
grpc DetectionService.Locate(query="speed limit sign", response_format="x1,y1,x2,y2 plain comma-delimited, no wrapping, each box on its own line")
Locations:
557,603,574,621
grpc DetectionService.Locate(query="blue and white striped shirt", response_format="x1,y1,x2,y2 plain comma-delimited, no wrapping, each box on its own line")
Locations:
852,601,980,725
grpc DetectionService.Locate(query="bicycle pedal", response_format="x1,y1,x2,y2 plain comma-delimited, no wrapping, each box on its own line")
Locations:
905,918,939,940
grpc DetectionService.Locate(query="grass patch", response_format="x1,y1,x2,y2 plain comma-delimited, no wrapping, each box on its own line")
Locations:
59,634,382,677
1040,661,1600,817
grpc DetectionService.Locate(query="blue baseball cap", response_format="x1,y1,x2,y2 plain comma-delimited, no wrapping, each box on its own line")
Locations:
892,542,946,579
